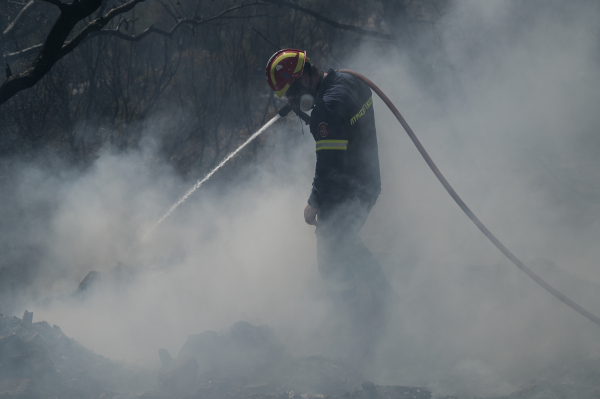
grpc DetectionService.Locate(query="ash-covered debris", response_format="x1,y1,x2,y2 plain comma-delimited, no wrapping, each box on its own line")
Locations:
152,321,432,399
347,381,431,399
0,310,153,398
76,261,138,297
175,321,289,384
78,270,102,293
158,356,200,396
1,313,434,399
480,352,600,399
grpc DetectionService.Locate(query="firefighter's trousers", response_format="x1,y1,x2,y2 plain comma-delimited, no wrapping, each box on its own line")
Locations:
315,196,394,311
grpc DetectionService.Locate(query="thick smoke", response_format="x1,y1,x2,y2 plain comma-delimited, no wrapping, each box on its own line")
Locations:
1,0,600,398
346,0,600,396
0,124,332,363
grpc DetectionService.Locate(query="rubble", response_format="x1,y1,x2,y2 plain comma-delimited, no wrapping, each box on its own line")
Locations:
0,311,435,399
158,356,199,395
77,270,102,293
154,321,432,399
0,310,154,398
15,309,600,399
480,353,600,399
76,262,138,297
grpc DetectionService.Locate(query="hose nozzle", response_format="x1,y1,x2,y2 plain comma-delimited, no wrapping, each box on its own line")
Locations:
278,101,310,125
278,102,293,117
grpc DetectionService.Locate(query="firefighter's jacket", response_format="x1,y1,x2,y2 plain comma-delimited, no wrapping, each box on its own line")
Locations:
308,69,381,210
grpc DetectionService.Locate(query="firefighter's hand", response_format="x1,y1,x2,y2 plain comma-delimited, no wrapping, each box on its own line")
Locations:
304,204,319,226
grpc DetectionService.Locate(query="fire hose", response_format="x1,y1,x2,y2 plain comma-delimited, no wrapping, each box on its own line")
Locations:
286,68,600,328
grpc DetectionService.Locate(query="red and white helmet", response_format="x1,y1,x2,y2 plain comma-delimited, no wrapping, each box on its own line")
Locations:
265,49,306,98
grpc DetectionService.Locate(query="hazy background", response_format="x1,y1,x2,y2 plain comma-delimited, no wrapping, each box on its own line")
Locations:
1,0,600,397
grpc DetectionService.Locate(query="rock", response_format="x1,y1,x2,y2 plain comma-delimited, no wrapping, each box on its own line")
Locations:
177,321,287,383
0,312,154,397
361,381,377,398
158,356,199,395
77,270,101,293
158,348,174,368
31,321,52,341
177,329,218,371
21,310,33,326
2,333,56,379
75,263,138,297
0,378,37,398
0,316,22,337
0,333,27,359
26,333,46,350
50,325,64,341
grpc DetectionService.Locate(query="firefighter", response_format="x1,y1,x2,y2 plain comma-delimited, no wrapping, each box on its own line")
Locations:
265,49,395,316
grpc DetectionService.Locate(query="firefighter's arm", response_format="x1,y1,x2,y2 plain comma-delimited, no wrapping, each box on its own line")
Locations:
307,106,349,210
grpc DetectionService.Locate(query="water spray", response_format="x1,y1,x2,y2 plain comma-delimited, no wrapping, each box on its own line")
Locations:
144,114,281,238
145,101,313,239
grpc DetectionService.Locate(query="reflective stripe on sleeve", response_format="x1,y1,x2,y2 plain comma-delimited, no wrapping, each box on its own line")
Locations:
315,140,348,151
327,278,356,292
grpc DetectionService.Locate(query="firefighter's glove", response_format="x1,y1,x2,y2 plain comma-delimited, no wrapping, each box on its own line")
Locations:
278,101,293,117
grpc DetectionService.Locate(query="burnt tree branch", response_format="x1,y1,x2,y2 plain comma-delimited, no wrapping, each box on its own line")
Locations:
259,0,392,40
2,0,36,37
251,27,278,51
0,0,144,105
2,0,386,63
0,0,391,106
58,0,145,57
0,0,262,105
3,44,43,62
88,1,260,42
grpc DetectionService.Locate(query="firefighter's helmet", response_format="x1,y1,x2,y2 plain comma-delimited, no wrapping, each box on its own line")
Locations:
265,49,306,98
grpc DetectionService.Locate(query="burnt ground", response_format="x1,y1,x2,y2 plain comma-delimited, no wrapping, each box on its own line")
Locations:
0,311,434,399
477,355,600,399
1,310,599,399
0,311,153,398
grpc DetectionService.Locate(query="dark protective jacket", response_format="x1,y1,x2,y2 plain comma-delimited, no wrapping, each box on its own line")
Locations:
307,69,381,209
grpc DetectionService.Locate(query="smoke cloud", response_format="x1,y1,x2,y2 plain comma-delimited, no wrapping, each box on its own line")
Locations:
1,0,600,398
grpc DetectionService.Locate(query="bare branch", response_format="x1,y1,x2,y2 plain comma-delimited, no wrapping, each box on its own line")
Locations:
193,0,201,19
90,24,170,42
59,0,146,56
189,1,261,25
0,0,266,104
0,0,104,104
1,0,384,106
3,44,43,61
259,0,392,40
87,1,261,41
160,1,180,22
3,1,259,62
2,0,36,37
251,27,278,51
